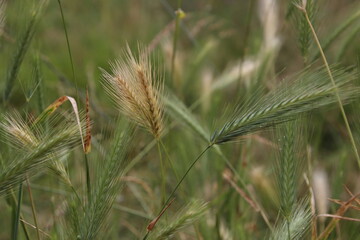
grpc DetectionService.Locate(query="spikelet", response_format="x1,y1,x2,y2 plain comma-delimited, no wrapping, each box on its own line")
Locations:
102,44,163,139
0,112,39,150
0,111,82,195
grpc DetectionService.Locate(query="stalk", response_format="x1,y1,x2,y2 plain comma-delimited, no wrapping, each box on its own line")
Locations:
157,141,166,205
26,178,40,240
84,154,91,203
12,184,23,240
160,139,179,181
162,145,211,210
298,4,360,169
143,144,212,239
57,0,78,99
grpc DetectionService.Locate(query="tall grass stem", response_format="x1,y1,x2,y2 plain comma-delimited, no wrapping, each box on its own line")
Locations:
144,145,211,239
157,141,166,204
163,145,210,208
57,0,78,99
84,154,91,203
25,178,40,240
301,7,360,169
12,183,22,240
160,139,179,181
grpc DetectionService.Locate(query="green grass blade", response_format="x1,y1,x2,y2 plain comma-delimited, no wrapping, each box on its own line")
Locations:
165,93,208,142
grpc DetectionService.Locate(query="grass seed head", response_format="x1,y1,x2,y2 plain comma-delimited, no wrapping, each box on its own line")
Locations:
102,44,164,139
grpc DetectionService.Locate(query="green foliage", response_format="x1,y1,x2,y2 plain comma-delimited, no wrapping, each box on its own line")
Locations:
0,1,360,239
67,122,135,240
0,112,82,195
165,92,208,142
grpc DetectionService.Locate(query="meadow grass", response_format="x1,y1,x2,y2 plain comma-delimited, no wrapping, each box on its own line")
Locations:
1,1,360,239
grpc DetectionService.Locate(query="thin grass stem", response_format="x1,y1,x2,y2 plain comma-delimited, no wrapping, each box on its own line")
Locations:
57,0,78,99
25,178,40,240
287,219,291,240
34,54,44,113
300,6,360,169
160,139,179,181
84,154,91,204
144,145,212,239
157,141,166,205
70,184,85,213
12,183,23,240
164,144,211,209
7,188,30,239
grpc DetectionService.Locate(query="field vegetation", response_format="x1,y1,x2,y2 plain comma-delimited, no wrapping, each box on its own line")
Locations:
0,0,360,239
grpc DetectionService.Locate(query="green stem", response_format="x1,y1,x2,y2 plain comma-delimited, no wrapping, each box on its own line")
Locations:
157,141,166,205
84,154,91,203
143,231,150,240
70,184,85,212
302,8,360,169
57,0,78,98
26,178,40,240
12,184,23,240
287,219,291,240
160,139,180,181
143,145,211,240
164,145,211,208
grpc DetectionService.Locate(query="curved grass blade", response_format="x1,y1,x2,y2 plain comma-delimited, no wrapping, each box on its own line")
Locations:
33,95,85,151
165,93,208,142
